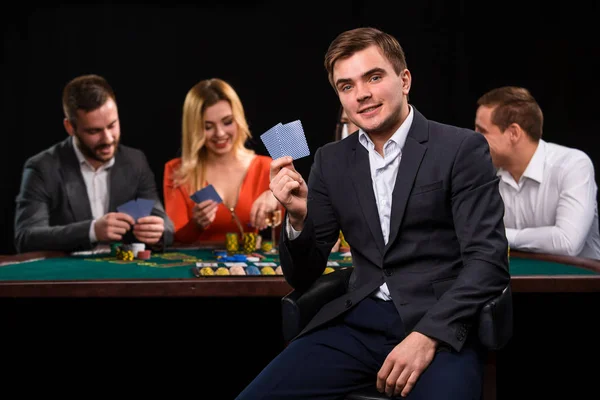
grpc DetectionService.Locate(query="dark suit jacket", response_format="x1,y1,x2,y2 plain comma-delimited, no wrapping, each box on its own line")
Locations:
280,107,510,352
14,137,174,253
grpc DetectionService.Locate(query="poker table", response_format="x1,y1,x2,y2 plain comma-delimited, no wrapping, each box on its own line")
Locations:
0,246,598,400
0,245,598,297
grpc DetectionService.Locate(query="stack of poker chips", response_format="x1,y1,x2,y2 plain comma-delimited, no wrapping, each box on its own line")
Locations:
339,231,350,252
242,232,257,253
225,233,239,252
261,241,273,252
116,246,134,261
115,243,151,261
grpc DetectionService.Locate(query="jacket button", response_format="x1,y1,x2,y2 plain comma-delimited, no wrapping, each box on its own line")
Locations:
345,299,353,308
384,269,393,276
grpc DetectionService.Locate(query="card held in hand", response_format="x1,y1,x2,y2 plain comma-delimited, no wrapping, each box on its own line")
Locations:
117,199,140,220
117,198,155,221
280,120,310,160
260,123,284,160
190,184,223,204
260,120,310,160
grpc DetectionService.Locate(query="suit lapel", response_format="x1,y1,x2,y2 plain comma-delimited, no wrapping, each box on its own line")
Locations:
59,138,93,221
350,142,386,254
108,150,131,211
385,109,429,253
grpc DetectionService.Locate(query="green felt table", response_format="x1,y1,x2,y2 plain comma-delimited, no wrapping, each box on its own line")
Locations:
0,248,598,297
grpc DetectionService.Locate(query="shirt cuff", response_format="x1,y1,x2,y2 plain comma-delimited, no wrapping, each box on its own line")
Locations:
505,228,518,248
89,219,98,243
286,215,302,240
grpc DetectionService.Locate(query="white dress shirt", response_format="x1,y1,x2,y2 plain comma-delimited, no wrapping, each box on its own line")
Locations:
498,140,600,260
72,138,115,243
287,106,414,300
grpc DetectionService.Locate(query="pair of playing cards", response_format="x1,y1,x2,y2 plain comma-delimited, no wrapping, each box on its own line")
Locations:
116,198,155,221
190,184,223,204
260,120,310,160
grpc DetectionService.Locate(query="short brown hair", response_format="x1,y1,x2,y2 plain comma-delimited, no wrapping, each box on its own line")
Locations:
62,74,116,125
324,27,407,89
477,86,543,141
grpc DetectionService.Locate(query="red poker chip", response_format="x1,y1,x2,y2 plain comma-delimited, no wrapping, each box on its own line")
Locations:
137,250,151,260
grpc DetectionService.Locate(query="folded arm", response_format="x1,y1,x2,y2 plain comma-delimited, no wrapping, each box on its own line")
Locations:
506,156,597,256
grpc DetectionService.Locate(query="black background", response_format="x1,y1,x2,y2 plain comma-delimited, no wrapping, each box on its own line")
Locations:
2,0,599,255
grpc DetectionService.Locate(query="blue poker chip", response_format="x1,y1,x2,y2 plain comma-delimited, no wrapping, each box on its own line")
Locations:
231,254,247,262
245,266,261,275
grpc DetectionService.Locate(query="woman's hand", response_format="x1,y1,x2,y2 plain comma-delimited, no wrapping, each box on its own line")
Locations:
250,190,281,231
192,199,219,230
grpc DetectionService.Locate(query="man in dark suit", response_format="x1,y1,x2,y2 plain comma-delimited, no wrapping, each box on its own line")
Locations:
237,28,509,399
14,74,173,253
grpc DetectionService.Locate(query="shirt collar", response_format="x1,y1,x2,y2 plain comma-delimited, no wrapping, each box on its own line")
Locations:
497,139,546,186
521,139,546,183
71,136,115,170
358,105,414,151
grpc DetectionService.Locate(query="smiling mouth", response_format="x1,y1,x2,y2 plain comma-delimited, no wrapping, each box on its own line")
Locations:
358,105,381,114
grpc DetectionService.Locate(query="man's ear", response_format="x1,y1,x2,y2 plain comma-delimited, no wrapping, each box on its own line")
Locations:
64,118,75,136
507,123,524,143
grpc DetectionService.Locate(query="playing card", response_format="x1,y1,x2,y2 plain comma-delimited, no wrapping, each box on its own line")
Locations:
260,120,310,161
260,123,284,160
280,120,310,160
117,200,140,220
190,184,223,204
136,198,155,218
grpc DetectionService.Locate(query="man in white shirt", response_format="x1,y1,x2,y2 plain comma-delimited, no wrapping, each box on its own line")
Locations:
475,86,600,260
14,74,174,253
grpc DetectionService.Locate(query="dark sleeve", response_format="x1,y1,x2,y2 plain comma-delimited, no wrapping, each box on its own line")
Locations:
14,161,91,253
135,152,174,248
278,147,341,290
412,133,510,351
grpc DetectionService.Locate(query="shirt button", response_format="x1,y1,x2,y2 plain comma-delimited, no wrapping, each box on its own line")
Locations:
345,299,353,308
384,269,393,276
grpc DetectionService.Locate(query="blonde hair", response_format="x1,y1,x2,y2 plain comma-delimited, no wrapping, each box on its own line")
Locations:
174,78,254,192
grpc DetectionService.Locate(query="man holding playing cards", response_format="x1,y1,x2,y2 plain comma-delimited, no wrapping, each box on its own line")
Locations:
238,27,509,399
14,74,173,253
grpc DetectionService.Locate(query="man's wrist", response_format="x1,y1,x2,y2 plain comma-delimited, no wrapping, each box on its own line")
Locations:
288,214,305,231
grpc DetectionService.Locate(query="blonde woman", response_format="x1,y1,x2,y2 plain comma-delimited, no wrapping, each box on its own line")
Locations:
164,78,280,243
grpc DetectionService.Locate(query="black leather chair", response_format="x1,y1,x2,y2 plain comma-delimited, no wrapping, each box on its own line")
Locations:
281,268,513,400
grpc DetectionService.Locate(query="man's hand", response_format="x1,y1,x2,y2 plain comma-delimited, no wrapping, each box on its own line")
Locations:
377,332,438,397
249,190,281,231
133,215,165,245
269,156,308,230
95,212,135,242
192,199,219,230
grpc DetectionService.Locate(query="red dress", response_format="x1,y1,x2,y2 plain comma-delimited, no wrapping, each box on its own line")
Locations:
163,155,272,243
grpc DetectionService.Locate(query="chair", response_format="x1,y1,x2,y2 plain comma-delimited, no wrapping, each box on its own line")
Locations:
281,268,513,400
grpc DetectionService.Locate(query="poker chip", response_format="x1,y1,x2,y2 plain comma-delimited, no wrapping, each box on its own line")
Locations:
261,266,276,275
242,233,257,253
137,250,151,260
225,233,239,252
130,243,145,257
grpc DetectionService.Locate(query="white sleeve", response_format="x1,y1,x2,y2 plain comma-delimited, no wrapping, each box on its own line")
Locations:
510,155,597,256
285,215,302,240
89,219,98,243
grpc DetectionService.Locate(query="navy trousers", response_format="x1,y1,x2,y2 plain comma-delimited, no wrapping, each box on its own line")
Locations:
236,297,485,400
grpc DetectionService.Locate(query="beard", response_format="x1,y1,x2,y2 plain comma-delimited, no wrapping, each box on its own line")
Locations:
74,134,119,163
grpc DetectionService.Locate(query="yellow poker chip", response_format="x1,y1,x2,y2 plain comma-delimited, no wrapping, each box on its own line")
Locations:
215,267,230,275
261,266,276,275
200,267,215,276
